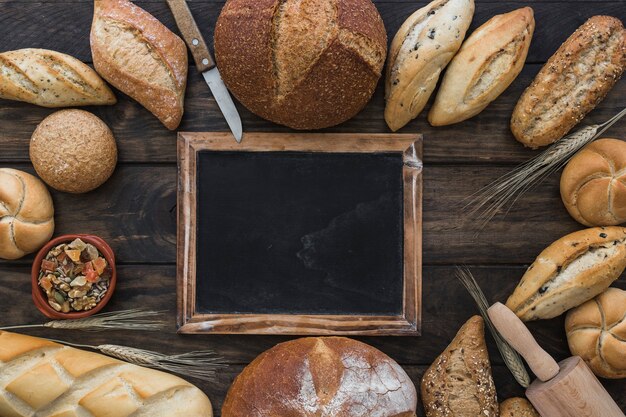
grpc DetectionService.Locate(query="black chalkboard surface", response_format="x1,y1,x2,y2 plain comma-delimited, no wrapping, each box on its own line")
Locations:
177,133,422,335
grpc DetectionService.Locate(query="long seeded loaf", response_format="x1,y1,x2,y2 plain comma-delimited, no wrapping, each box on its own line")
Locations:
90,0,188,130
511,16,626,148
385,0,474,132
428,7,534,126
506,226,626,321
0,331,213,417
0,48,116,107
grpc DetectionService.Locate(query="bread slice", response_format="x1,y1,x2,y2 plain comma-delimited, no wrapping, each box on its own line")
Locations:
506,226,626,321
90,0,188,130
421,316,498,417
500,398,540,416
428,7,534,126
385,0,474,132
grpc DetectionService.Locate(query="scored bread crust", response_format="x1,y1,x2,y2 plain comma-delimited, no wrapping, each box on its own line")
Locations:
421,316,498,417
511,16,626,149
506,226,626,321
90,0,188,130
428,7,534,126
560,138,626,226
0,331,213,417
385,0,475,132
222,337,417,417
499,397,540,417
566,287,626,379
0,48,116,107
214,0,387,130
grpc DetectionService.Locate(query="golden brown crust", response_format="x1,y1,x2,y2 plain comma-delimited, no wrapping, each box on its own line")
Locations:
0,331,213,417
561,138,626,226
428,7,534,126
499,397,540,417
566,287,626,379
0,168,54,260
30,110,117,194
506,226,626,321
511,16,626,148
90,0,188,130
214,0,387,130
0,48,116,108
421,316,498,417
222,337,417,417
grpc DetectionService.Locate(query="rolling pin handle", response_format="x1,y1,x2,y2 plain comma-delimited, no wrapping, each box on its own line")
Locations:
488,302,560,382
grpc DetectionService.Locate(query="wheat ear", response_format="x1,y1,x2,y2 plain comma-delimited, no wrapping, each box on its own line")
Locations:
466,107,626,229
0,309,167,332
455,266,531,388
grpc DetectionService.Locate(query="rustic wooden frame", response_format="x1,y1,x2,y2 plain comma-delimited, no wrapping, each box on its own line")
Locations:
177,132,423,335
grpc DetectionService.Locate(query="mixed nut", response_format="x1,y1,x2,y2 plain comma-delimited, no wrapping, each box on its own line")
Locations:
38,238,111,313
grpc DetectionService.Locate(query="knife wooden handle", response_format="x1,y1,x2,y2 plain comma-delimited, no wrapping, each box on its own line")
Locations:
166,0,215,72
488,303,560,382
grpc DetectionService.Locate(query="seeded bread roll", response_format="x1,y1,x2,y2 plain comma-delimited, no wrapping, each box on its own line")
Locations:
385,0,474,132
0,48,116,108
561,138,626,226
421,316,498,417
500,398,540,417
506,226,626,321
511,16,626,148
428,7,534,126
90,0,188,130
0,331,213,417
566,287,626,379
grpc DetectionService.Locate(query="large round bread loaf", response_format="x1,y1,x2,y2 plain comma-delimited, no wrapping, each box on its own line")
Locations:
222,337,417,416
214,0,387,130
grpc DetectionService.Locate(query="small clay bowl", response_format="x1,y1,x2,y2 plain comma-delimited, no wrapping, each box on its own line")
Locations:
32,234,116,319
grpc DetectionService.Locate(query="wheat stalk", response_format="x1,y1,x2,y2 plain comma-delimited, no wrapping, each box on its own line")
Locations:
466,107,626,229
455,266,531,388
0,309,167,332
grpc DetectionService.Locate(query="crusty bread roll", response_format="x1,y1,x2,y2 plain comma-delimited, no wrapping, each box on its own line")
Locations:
90,0,188,130
214,0,387,130
0,169,54,260
421,316,498,417
222,337,417,417
499,397,540,416
511,16,626,148
506,226,626,321
428,7,534,126
566,287,626,379
0,48,116,107
561,138,626,227
0,330,213,417
30,110,117,194
385,0,474,132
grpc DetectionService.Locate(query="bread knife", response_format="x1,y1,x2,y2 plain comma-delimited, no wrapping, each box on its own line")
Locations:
166,0,243,142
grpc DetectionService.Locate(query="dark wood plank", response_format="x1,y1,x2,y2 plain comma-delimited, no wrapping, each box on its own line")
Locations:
0,65,624,164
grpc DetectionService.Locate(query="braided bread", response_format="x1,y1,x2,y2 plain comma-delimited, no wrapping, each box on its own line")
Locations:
0,331,213,417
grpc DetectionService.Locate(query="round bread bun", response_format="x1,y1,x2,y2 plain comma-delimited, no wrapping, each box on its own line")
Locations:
560,138,626,226
499,397,540,416
566,287,626,379
214,0,387,130
30,109,117,193
0,169,54,260
222,337,417,417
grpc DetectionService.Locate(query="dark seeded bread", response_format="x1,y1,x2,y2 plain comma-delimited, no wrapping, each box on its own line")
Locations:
500,398,540,417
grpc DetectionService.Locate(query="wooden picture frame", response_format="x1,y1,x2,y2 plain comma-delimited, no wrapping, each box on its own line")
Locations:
177,132,423,335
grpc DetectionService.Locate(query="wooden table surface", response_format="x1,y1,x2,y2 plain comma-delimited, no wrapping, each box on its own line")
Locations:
1,0,625,415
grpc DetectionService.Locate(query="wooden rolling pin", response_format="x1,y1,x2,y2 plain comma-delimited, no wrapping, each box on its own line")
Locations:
488,302,625,417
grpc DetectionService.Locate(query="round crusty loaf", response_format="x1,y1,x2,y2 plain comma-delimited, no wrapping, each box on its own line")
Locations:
561,138,626,226
30,109,117,194
566,287,626,379
0,168,54,260
214,0,387,130
222,337,417,417
499,398,540,416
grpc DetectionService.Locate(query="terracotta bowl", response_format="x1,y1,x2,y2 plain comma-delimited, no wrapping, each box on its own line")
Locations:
31,234,116,319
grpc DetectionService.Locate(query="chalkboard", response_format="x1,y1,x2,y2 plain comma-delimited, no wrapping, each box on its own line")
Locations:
177,133,422,335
